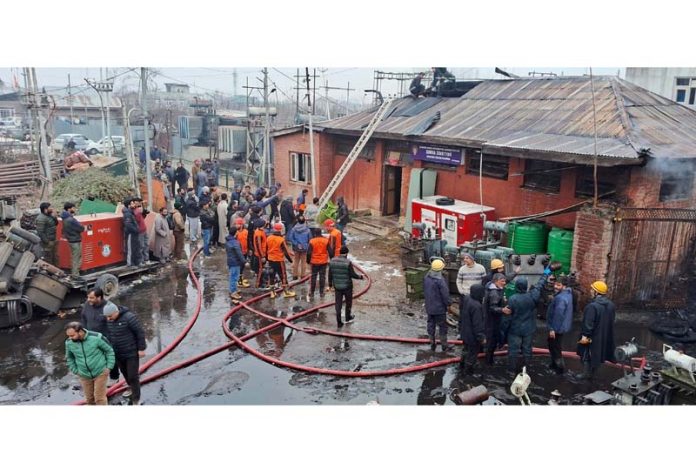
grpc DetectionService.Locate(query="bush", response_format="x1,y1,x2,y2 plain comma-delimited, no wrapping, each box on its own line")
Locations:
51,168,135,208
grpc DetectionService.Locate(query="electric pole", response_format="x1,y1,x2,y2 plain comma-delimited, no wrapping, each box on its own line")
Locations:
263,67,270,186
305,68,317,199
141,67,153,210
105,67,112,157
68,74,74,131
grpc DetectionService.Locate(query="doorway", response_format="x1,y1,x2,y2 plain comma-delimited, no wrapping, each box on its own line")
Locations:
383,165,402,216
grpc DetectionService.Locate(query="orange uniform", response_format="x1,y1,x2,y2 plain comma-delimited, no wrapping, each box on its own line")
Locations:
253,228,267,257
308,236,330,265
266,234,293,262
236,228,249,254
328,228,342,257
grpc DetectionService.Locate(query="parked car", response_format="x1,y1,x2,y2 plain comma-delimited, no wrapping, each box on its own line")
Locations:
84,136,126,155
52,134,96,153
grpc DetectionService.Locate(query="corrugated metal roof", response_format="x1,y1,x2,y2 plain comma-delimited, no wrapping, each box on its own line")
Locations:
316,76,696,161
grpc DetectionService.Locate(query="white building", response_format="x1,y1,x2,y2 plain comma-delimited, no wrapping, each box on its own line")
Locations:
625,68,696,109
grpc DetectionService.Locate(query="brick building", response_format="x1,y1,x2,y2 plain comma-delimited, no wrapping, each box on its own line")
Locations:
272,76,696,308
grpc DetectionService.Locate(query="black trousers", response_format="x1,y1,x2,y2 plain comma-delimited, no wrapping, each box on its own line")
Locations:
269,260,288,287
335,288,353,324
116,355,141,402
548,333,565,369
427,315,448,339
127,233,141,266
310,264,327,294
460,341,481,368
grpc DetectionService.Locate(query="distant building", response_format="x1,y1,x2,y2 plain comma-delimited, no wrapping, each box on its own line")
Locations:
625,67,696,109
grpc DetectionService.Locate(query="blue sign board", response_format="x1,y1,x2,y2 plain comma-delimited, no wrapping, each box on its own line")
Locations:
410,144,462,166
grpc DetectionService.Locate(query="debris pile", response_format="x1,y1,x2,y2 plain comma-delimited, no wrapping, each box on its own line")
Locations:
51,168,135,208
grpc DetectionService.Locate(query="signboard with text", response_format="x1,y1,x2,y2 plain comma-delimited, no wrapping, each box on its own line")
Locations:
410,144,462,166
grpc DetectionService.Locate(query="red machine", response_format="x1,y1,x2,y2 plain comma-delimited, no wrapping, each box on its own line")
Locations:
411,196,496,247
56,213,126,274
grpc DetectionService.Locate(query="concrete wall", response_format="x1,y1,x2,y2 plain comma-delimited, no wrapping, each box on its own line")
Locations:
625,67,696,108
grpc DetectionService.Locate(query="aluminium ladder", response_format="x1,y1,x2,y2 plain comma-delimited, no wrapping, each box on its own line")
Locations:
316,98,394,210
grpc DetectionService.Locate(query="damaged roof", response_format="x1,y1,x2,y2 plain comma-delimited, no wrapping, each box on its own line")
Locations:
312,76,696,165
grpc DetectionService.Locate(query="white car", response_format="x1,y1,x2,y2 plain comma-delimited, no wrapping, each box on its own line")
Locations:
52,134,96,153
84,136,126,155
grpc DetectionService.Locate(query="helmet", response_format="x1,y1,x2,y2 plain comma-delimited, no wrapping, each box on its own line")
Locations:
591,280,608,295
491,259,504,270
324,219,335,228
234,218,245,226
431,259,445,272
273,223,284,232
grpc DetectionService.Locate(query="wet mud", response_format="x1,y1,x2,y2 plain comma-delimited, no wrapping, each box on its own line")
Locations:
0,231,691,405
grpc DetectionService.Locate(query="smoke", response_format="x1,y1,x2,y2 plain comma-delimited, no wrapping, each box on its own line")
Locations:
645,157,696,201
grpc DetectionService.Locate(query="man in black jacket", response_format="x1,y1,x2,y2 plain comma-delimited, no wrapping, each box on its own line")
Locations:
61,202,84,279
81,288,119,381
36,202,58,266
103,301,146,405
122,198,142,267
185,190,201,242
484,273,507,365
459,283,486,373
328,246,363,327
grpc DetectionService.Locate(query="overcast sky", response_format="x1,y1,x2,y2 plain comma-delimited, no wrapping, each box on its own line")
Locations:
0,67,623,106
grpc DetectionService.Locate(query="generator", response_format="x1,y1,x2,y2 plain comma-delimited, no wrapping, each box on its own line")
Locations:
56,213,126,274
411,196,496,247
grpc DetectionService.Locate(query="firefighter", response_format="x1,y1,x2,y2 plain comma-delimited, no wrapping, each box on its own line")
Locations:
266,223,296,299
325,219,342,292
234,217,251,288
576,280,616,380
252,218,269,288
306,227,332,301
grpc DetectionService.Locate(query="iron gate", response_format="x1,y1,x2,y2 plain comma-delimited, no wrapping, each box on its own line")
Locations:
608,208,696,309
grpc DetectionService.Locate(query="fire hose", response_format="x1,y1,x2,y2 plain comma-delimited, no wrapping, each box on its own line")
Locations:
77,247,646,403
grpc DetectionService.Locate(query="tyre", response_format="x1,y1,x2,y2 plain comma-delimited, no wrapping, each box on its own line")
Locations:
435,197,455,206
95,273,119,298
9,225,41,245
11,250,36,284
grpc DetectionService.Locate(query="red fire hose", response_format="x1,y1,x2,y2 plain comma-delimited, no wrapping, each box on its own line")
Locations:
75,249,645,403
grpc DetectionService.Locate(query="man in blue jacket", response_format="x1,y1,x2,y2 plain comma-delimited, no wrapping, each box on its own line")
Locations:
287,215,311,280
226,227,246,303
546,276,574,374
502,274,548,373
424,258,452,352
61,202,84,279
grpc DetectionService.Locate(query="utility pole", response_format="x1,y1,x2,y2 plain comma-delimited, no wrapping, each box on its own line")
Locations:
84,78,113,156
305,68,317,199
262,67,270,186
321,81,355,118
295,68,300,123
141,67,153,210
68,74,74,131
26,68,52,195
105,67,112,157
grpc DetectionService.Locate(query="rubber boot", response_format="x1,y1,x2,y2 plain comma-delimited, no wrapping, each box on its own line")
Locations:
440,335,452,352
577,361,593,380
430,336,436,352
485,349,494,365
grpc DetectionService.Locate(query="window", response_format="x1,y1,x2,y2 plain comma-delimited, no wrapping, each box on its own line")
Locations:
290,152,312,184
676,78,691,86
690,88,696,106
676,90,686,102
335,137,375,160
675,77,696,105
466,149,509,180
660,171,694,202
575,167,620,199
523,160,567,193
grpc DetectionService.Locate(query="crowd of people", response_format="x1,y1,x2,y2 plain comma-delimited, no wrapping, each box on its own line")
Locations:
425,253,616,381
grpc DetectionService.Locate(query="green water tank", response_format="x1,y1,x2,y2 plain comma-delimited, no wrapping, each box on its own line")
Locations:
547,228,574,274
508,222,548,254
504,281,517,299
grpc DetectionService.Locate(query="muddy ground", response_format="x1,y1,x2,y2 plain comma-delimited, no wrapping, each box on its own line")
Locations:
0,229,690,405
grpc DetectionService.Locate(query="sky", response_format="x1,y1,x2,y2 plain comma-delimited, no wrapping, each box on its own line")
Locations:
0,66,623,107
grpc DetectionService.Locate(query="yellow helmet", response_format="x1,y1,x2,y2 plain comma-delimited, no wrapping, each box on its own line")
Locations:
491,259,504,270
431,259,445,272
591,280,608,295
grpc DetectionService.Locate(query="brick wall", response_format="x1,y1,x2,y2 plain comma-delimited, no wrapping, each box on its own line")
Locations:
626,165,696,209
571,205,617,304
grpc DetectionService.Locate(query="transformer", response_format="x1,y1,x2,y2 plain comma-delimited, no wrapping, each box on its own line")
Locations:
56,213,126,274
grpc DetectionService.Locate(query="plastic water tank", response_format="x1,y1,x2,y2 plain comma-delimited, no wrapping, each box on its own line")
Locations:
547,228,574,274
509,222,548,254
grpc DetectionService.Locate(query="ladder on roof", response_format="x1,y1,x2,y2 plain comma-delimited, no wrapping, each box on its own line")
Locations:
317,97,394,210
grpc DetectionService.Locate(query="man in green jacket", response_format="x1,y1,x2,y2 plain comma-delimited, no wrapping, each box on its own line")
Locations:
328,246,364,327
36,202,59,266
64,321,115,405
